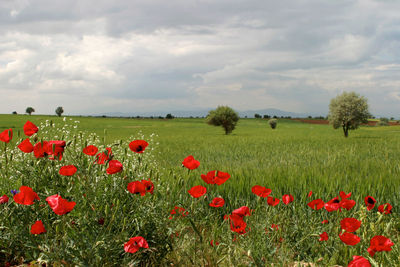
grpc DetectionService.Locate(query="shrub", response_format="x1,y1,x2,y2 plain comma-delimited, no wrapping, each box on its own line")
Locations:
268,119,277,129
377,117,389,126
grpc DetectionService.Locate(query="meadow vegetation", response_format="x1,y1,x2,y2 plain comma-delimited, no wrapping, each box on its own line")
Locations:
0,114,399,266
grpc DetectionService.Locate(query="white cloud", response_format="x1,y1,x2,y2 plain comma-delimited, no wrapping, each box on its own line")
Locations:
0,0,399,116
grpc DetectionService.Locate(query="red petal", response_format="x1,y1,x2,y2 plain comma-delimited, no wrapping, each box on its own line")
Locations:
23,121,38,136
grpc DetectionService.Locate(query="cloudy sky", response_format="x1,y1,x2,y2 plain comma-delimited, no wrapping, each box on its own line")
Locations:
0,0,399,117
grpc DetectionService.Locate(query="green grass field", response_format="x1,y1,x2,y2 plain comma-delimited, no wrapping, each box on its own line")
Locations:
2,114,399,200
0,114,399,266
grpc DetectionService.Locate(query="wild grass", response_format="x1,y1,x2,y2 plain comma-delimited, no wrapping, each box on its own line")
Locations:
0,114,399,266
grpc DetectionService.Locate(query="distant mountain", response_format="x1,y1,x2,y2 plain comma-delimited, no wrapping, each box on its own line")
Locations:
239,108,310,118
94,108,314,118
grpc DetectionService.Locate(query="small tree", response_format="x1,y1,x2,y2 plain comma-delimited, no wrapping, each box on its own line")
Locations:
328,91,370,137
254,113,261,119
166,113,174,119
269,119,277,129
206,106,239,135
55,106,64,117
26,107,35,115
12,111,17,115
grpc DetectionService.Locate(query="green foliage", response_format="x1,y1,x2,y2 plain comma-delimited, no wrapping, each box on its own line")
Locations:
377,117,389,126
55,107,64,117
26,107,35,115
328,91,370,137
206,106,239,135
165,113,174,119
268,119,277,129
254,113,261,119
0,116,399,266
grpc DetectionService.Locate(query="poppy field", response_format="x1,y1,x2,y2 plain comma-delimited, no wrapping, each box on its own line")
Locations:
0,115,399,266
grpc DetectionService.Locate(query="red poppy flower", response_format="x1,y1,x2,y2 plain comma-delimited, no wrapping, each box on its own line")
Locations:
364,196,376,211
23,121,38,136
188,185,207,198
95,152,108,164
325,197,341,212
367,235,394,257
106,160,123,174
214,171,230,185
271,224,279,231
282,194,294,205
83,145,98,156
201,170,230,185
182,155,200,170
46,194,76,215
339,191,352,199
95,147,112,164
339,232,361,246
319,232,329,241
229,214,248,235
59,165,77,176
33,141,47,158
340,218,361,232
307,191,313,198
47,140,66,160
307,199,324,210
127,181,146,196
210,240,220,247
141,180,154,194
251,185,272,198
209,197,225,207
321,220,329,224
340,199,356,210
0,195,9,204
18,138,34,153
30,220,46,235
124,236,149,253
267,196,280,206
347,255,371,267
129,140,149,153
232,206,251,217
201,170,216,184
0,128,13,143
377,203,392,214
169,206,188,219
13,186,40,205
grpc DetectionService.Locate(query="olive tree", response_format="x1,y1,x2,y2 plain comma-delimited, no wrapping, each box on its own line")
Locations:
328,92,370,137
55,106,64,117
206,106,239,135
26,107,35,115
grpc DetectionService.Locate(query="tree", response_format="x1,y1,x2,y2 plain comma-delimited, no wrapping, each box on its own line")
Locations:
12,111,17,115
206,106,239,135
328,92,370,137
166,113,174,119
55,106,64,117
26,107,35,115
269,119,277,129
254,113,261,119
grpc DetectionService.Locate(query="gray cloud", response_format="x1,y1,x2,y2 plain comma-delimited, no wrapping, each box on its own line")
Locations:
0,0,400,117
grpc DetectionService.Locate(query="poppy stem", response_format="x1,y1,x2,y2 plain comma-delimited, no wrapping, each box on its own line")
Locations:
188,218,203,243
3,142,8,177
